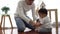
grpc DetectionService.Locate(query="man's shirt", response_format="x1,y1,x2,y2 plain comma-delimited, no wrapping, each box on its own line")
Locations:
15,1,37,23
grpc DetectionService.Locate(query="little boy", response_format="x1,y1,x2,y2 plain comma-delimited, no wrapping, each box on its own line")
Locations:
35,8,52,32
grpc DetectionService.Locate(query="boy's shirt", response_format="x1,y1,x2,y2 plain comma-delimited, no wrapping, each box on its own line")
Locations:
35,16,51,30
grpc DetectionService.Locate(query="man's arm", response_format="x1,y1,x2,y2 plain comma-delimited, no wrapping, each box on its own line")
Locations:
16,1,31,23
32,3,38,21
16,1,36,26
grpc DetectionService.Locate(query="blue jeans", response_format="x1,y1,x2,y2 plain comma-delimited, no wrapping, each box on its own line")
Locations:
14,17,35,32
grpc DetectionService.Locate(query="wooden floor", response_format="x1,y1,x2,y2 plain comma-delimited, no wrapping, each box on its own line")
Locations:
0,27,39,34
18,31,39,34
0,27,57,34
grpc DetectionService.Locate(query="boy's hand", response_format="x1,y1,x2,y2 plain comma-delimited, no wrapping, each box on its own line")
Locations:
35,22,41,27
34,22,42,28
29,20,36,26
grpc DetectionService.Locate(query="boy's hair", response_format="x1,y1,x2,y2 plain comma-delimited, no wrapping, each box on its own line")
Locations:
38,8,48,15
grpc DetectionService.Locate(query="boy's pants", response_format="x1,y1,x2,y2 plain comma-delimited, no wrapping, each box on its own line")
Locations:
38,28,52,32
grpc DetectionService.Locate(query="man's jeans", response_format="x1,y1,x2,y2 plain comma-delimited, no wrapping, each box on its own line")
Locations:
14,17,35,32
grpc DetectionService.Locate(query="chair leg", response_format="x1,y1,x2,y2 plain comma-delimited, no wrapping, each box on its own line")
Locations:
3,16,5,29
3,16,5,34
8,15,13,29
1,15,4,27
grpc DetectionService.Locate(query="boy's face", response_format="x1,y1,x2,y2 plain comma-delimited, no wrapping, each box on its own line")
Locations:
39,13,47,18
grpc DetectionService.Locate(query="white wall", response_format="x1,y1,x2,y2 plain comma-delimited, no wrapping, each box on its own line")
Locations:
0,0,20,27
43,0,60,22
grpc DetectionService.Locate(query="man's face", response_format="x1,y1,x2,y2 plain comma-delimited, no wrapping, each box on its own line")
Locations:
25,0,34,5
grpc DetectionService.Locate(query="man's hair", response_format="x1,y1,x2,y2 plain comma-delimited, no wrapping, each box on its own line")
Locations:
38,8,48,15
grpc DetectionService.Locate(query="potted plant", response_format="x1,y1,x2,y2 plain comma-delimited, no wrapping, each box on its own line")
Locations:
1,6,10,14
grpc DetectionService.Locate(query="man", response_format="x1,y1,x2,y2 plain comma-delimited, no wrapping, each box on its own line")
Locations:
14,0,38,32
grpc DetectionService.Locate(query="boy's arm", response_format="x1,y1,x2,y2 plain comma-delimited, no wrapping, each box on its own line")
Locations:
34,19,42,27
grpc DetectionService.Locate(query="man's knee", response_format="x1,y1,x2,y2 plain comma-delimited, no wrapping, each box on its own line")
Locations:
18,26,25,32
